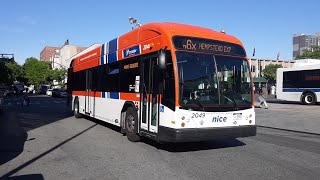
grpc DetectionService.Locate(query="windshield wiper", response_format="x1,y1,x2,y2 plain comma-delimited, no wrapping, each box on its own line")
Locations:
194,99,206,111
223,95,238,110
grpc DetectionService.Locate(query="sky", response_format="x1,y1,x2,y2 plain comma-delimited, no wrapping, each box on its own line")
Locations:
1,0,320,65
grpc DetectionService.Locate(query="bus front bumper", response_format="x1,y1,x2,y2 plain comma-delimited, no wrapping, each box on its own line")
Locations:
158,125,257,143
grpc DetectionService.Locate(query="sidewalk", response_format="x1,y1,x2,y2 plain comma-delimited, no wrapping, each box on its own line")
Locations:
254,94,320,135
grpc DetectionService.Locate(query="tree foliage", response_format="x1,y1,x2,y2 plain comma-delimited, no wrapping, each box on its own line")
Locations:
46,68,67,83
0,60,25,85
296,45,320,59
5,61,26,83
1,57,66,87
24,57,52,87
263,64,283,83
0,62,11,85
23,57,67,88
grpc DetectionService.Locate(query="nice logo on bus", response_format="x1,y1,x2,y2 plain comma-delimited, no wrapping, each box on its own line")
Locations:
123,45,140,58
212,116,227,122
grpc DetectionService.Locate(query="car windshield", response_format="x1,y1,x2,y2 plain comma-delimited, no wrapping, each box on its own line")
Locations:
176,51,252,110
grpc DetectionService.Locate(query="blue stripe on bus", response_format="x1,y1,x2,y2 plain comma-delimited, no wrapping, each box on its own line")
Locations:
100,44,105,65
110,92,119,99
283,88,320,92
102,92,106,98
109,38,118,53
104,54,107,64
108,52,117,63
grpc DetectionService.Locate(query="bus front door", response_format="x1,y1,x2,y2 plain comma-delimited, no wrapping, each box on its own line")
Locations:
85,70,93,115
140,56,160,135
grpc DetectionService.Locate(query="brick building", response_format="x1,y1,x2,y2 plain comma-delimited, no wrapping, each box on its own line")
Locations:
40,40,86,69
40,46,61,62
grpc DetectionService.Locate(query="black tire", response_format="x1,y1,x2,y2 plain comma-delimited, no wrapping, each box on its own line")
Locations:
302,93,316,105
125,107,140,142
74,98,82,118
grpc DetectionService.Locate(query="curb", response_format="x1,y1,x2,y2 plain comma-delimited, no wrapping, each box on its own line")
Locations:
257,125,320,136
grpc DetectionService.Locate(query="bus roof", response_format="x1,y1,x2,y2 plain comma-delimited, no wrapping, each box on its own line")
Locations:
72,22,246,70
117,22,244,50
278,63,320,72
145,22,241,43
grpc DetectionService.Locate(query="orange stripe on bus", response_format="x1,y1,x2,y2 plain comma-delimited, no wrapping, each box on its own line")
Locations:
120,92,139,101
73,91,101,97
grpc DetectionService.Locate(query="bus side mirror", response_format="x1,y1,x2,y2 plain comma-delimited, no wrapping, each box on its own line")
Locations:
158,48,167,70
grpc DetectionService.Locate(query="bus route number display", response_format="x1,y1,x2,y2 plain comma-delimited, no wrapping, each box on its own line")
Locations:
173,36,246,57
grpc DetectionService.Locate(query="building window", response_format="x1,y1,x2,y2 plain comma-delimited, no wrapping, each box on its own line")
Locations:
251,66,256,72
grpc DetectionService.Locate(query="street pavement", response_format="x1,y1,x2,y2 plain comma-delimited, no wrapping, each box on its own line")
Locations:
255,94,320,134
0,95,319,179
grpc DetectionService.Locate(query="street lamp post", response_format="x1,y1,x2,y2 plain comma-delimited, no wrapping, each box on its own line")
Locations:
128,17,141,30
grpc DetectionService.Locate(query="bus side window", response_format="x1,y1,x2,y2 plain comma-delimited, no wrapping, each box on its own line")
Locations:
119,57,140,92
100,63,120,92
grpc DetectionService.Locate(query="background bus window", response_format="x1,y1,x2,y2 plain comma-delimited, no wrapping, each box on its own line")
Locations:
283,69,320,88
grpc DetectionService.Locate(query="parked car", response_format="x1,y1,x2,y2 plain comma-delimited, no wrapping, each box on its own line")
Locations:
13,84,25,94
52,89,61,97
46,89,53,96
0,88,7,97
38,85,50,95
52,89,67,98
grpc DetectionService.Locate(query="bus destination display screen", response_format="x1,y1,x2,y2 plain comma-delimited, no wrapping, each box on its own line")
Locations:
173,36,246,57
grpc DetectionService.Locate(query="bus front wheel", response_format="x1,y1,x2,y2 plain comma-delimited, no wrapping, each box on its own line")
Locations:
125,107,140,142
302,93,316,105
74,99,82,118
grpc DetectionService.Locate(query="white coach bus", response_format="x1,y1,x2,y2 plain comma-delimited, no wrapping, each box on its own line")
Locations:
276,64,320,105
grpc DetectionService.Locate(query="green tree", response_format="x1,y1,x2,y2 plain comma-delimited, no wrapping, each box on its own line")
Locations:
296,45,320,59
5,61,26,84
46,68,67,84
0,62,11,85
24,57,52,87
263,64,283,83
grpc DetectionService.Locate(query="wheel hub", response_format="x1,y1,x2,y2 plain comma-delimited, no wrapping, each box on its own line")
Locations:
305,95,313,104
127,115,135,133
74,104,78,113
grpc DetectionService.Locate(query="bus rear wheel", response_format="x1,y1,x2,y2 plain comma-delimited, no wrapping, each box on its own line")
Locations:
74,99,82,118
302,93,316,105
125,107,140,142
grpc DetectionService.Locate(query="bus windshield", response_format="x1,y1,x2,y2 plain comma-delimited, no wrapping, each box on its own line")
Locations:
176,51,252,110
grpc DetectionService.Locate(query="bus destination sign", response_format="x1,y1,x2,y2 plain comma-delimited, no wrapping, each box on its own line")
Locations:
173,36,246,57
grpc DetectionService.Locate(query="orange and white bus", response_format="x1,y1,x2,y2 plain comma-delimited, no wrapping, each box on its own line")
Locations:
67,22,256,143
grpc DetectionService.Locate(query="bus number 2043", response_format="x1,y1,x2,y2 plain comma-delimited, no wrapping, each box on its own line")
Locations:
192,113,205,118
